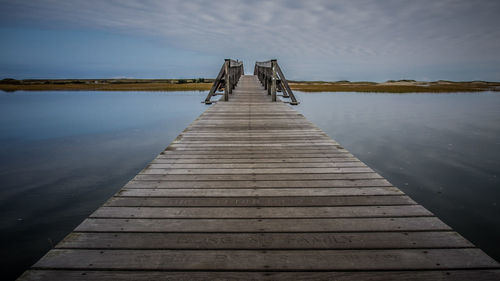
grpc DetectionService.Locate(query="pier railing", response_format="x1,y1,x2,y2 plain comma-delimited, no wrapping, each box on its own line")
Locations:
254,59,298,105
204,59,244,104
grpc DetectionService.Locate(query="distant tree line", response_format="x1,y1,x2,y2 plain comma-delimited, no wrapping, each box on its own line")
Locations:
177,78,205,84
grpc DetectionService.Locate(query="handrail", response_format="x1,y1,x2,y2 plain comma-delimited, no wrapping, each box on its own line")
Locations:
254,59,298,105
255,61,272,67
204,59,244,104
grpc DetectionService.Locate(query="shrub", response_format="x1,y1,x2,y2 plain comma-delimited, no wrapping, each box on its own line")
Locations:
0,78,20,84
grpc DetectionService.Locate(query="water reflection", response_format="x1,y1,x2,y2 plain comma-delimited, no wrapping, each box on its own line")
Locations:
0,91,208,280
293,91,500,261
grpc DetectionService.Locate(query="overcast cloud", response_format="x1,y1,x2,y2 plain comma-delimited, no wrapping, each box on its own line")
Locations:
1,0,499,81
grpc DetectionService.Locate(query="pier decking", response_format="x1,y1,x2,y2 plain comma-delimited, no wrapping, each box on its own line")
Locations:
18,75,500,280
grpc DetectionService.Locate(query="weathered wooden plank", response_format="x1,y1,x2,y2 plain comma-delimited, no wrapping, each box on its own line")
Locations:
194,119,314,121
180,129,325,132
139,167,374,175
175,134,330,138
177,129,327,133
197,117,310,119
165,147,347,153
178,136,332,141
58,231,472,249
169,139,337,143
170,141,339,145
130,173,384,181
189,116,311,118
151,157,358,163
187,122,315,124
164,148,349,153
145,162,366,169
104,195,416,207
33,249,498,270
177,136,333,141
117,187,403,197
184,126,322,130
17,269,500,281
76,217,451,232
179,133,328,137
90,205,431,219
124,179,392,188
176,133,328,136
158,151,352,157
196,113,304,115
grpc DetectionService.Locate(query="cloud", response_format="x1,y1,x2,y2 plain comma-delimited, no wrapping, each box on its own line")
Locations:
1,0,500,80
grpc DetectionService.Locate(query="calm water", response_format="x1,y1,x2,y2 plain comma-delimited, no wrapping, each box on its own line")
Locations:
293,91,500,261
1,90,499,279
0,91,208,280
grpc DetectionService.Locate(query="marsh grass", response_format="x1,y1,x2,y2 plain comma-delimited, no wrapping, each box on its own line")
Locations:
289,81,500,93
0,79,212,91
1,78,499,93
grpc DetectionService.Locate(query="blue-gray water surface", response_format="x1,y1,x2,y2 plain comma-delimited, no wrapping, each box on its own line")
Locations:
293,91,500,262
1,90,499,279
0,91,208,280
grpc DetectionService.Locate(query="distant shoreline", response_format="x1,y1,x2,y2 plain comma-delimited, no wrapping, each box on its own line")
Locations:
1,78,499,93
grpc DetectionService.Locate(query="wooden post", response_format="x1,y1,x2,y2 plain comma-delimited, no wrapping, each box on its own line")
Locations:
271,59,277,102
224,59,230,101
275,63,298,105
229,71,233,93
264,69,268,90
233,71,236,90
204,60,228,104
262,66,265,87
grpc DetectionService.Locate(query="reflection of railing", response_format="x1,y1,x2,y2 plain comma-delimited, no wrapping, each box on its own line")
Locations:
204,59,244,104
254,59,298,105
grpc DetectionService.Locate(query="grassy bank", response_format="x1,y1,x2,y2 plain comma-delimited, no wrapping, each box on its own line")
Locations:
289,80,500,93
0,79,212,92
1,78,499,93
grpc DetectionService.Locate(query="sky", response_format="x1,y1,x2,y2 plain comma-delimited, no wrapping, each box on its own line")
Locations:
1,0,500,81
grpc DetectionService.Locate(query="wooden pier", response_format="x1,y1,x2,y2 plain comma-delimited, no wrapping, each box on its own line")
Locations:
18,61,500,280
